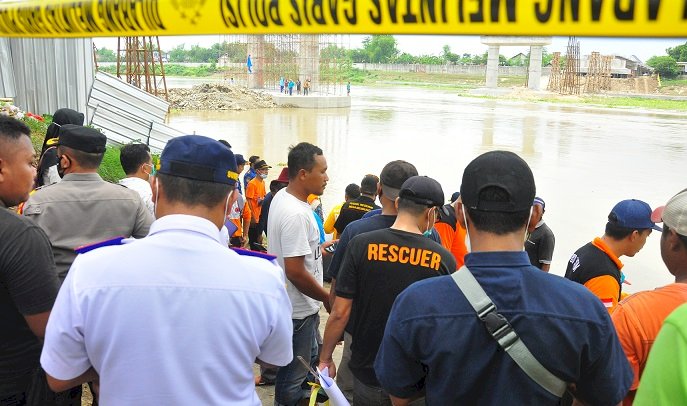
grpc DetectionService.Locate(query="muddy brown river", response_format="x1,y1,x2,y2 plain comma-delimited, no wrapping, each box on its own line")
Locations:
169,85,687,293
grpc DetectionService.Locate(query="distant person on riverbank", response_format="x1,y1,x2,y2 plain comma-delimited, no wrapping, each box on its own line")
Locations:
40,135,293,404
118,143,154,215
324,183,361,240
347,81,351,96
375,150,632,405
288,79,295,96
246,160,271,251
304,79,310,96
320,176,455,405
611,189,687,405
267,142,330,406
243,155,260,190
279,77,285,93
525,197,555,272
297,79,302,95
565,199,661,313
0,116,64,405
334,174,380,236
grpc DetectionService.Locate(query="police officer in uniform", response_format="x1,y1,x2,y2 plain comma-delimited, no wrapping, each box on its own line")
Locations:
23,125,153,282
40,135,293,404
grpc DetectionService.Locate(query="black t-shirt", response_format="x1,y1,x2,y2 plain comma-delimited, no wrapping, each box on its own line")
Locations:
0,207,60,394
336,228,456,386
333,196,380,235
524,222,555,269
564,242,622,298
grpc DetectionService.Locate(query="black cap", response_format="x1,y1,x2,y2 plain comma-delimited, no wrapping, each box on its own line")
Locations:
399,176,444,207
380,160,418,200
254,160,271,170
56,124,106,153
461,151,535,212
157,135,238,185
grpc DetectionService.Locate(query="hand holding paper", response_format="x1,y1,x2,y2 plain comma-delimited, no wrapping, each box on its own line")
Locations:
317,367,350,406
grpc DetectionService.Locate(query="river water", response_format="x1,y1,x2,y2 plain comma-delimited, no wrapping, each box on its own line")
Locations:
169,84,687,293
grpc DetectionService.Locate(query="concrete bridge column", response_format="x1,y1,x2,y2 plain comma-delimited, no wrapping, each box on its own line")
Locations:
528,45,544,90
486,45,500,88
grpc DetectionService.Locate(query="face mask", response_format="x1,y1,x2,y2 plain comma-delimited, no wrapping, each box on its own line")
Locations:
57,155,70,178
423,209,433,238
259,173,268,179
462,205,472,253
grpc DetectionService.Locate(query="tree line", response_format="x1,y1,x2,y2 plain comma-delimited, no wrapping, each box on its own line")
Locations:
94,35,549,67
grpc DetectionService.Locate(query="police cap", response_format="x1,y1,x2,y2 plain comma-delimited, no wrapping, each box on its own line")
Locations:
157,135,238,185
57,124,107,153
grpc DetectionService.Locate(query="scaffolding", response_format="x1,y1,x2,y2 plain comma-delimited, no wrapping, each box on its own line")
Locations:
561,37,581,95
116,37,168,100
547,52,562,92
584,51,602,93
218,35,349,95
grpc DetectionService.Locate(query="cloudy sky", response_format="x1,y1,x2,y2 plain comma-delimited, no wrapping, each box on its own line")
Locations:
94,35,686,62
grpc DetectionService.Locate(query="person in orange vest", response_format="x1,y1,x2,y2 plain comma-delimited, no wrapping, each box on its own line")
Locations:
434,192,468,268
245,159,271,251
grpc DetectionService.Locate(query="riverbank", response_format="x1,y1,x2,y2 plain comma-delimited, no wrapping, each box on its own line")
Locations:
168,83,277,111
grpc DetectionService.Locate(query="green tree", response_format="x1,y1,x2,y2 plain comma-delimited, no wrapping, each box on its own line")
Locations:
647,55,680,78
442,45,460,64
95,47,116,62
349,48,369,63
395,52,417,64
362,35,399,63
666,42,687,62
169,44,188,62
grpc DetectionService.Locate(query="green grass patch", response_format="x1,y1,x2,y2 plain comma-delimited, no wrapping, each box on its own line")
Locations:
661,78,687,86
458,93,687,111
99,64,220,77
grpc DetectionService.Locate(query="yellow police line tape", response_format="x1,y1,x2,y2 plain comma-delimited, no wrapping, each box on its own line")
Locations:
0,0,685,38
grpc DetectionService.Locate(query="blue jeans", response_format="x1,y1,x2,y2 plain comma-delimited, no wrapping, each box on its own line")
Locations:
274,313,318,406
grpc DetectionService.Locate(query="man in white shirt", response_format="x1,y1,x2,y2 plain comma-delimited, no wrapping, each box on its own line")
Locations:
41,135,293,405
267,142,331,406
118,143,155,215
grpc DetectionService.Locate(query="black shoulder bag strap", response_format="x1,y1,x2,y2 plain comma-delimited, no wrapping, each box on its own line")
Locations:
451,266,567,398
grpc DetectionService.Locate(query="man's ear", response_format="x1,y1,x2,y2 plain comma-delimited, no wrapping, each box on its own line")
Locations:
456,201,467,229
151,176,159,203
528,205,543,233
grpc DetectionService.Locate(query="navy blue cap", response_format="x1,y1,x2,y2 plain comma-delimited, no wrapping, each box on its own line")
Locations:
609,199,662,232
234,154,246,165
157,135,238,185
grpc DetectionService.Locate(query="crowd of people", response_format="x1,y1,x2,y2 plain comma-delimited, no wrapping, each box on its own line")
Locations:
279,77,311,96
1,109,686,406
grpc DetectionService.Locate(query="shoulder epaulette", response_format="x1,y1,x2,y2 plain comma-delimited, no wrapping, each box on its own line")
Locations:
231,247,278,262
74,236,126,254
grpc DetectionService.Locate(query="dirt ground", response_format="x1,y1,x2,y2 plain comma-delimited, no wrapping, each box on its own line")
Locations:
168,83,277,111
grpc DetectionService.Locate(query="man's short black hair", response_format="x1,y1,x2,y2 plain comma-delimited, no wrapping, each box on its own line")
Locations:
287,142,323,180
345,183,361,200
604,221,637,240
157,173,234,207
466,186,531,235
120,143,151,175
398,198,431,216
0,115,30,143
360,174,379,195
59,146,104,169
218,139,231,148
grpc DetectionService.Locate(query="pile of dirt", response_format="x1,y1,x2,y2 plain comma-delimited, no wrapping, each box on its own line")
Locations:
168,83,277,110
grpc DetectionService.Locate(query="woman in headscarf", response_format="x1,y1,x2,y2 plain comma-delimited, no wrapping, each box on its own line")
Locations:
36,108,84,187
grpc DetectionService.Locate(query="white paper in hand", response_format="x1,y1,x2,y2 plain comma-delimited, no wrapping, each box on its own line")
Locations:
316,367,351,406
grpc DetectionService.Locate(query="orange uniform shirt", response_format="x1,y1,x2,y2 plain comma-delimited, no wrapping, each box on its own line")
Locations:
434,221,467,269
583,237,624,313
612,283,687,405
245,177,266,222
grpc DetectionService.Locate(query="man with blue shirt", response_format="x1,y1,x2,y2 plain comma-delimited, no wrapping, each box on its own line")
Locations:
41,136,293,405
375,150,632,405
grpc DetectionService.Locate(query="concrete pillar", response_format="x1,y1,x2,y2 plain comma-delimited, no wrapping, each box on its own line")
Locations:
528,45,543,90
299,35,320,93
486,45,500,88
247,35,265,89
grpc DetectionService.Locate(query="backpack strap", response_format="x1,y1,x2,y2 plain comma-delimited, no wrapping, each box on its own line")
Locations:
451,266,567,397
